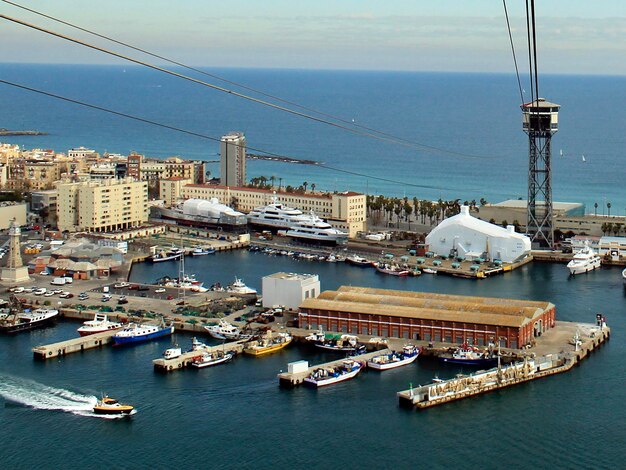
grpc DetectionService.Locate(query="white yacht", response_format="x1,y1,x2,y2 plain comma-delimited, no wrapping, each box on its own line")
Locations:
77,313,123,336
566,243,601,275
286,212,348,245
226,277,257,295
204,319,251,341
246,196,305,230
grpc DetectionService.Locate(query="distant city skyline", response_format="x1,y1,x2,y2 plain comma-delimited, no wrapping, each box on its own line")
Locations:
0,0,625,75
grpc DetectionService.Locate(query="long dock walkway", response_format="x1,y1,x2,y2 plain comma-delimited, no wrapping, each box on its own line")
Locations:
278,348,391,387
33,329,118,360
152,340,247,372
397,323,610,409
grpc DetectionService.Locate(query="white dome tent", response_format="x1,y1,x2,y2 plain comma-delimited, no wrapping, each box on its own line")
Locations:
425,206,531,263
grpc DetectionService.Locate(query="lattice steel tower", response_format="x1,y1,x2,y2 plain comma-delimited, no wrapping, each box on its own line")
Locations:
521,98,560,248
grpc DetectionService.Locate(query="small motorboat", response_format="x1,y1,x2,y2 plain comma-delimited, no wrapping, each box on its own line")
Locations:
304,359,363,387
367,345,421,371
93,396,134,415
191,350,235,368
422,268,438,274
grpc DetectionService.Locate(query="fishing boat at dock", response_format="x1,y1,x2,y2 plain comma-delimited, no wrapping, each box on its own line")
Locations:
375,263,410,276
303,359,363,387
345,255,373,267
367,345,421,370
243,331,292,356
191,350,235,368
77,313,123,336
439,344,497,366
226,277,257,295
191,246,216,256
0,306,58,334
305,327,366,354
150,247,184,263
112,322,174,345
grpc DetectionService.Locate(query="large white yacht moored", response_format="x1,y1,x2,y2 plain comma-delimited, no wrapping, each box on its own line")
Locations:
286,212,348,245
247,196,305,230
566,243,601,275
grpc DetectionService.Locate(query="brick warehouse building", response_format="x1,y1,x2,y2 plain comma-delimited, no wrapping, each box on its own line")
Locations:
298,286,556,349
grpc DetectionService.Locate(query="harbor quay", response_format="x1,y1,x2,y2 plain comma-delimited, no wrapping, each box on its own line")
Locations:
397,321,611,409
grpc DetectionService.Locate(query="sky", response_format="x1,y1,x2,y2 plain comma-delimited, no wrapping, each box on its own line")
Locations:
1,0,625,74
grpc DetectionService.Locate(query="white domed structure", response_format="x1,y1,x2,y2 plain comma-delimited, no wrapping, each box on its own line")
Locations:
425,206,531,263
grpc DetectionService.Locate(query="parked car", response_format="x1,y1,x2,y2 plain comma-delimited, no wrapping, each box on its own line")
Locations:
166,295,174,300
117,298,129,305
101,294,112,302
155,288,166,293
39,271,49,276
10,287,24,293
33,288,47,295
59,292,74,299
137,286,150,291
78,293,89,300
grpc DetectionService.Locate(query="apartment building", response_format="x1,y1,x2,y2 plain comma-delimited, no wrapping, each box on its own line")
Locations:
57,177,148,233
180,184,367,238
160,177,192,206
220,132,246,187
6,160,62,190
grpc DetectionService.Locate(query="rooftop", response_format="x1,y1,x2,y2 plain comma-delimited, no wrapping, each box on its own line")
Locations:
300,286,553,329
265,272,318,281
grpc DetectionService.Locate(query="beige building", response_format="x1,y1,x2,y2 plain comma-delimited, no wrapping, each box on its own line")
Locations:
220,132,246,187
478,200,622,237
160,177,192,206
0,202,27,229
6,160,62,190
181,184,367,238
57,177,148,233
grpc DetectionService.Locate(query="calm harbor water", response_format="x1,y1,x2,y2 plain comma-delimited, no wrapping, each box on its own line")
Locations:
0,251,624,469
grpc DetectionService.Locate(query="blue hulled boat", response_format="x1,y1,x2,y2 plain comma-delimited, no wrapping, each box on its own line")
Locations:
112,323,174,345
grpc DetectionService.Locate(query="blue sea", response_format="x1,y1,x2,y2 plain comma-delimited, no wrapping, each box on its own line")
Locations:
0,64,625,212
0,252,624,469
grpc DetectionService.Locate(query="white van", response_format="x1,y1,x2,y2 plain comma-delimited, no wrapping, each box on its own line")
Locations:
50,277,66,286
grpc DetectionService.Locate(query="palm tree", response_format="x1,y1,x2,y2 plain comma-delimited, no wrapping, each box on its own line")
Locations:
607,202,612,217
278,177,283,191
479,197,488,207
601,222,608,235
302,181,308,193
310,183,316,193
270,175,276,188
594,202,598,216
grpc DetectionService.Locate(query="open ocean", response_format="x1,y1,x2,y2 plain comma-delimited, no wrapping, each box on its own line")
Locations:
0,252,624,469
0,64,625,211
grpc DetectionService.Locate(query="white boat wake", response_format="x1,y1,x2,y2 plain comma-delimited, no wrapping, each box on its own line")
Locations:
0,374,105,417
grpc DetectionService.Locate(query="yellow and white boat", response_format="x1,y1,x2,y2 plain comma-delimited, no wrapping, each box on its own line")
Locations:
93,396,134,415
243,331,292,356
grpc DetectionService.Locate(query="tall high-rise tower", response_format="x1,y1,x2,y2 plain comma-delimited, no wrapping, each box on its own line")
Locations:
1,218,30,283
220,132,246,187
521,98,560,248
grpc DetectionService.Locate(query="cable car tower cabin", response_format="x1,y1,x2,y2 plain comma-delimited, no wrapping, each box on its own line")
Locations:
522,98,560,248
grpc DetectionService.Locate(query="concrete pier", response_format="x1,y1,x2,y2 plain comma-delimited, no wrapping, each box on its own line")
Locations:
278,348,391,387
32,329,118,360
153,340,247,372
397,323,611,409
